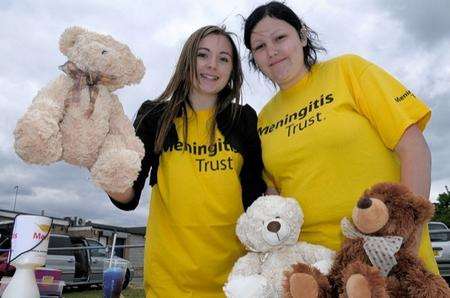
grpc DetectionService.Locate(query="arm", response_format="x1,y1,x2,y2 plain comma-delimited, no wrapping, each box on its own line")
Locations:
265,187,279,195
240,105,267,209
394,124,431,199
395,124,431,253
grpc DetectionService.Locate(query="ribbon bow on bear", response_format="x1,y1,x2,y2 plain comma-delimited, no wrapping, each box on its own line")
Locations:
341,217,403,277
59,61,117,118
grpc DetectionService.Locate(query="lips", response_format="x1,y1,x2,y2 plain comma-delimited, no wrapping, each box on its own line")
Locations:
200,73,219,81
269,57,286,67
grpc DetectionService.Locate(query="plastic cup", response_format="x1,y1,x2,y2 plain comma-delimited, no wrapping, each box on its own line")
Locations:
103,259,127,298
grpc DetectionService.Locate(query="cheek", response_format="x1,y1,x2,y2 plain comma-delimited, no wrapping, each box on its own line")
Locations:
253,52,267,69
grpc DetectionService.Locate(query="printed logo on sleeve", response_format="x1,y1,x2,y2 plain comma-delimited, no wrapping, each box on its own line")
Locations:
394,90,415,103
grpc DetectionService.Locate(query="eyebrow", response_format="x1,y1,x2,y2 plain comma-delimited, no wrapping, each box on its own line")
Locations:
198,47,232,57
251,29,286,44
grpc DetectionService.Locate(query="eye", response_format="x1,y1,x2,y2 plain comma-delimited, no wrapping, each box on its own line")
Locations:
101,50,108,55
252,44,264,51
219,56,229,63
275,216,281,219
276,34,286,41
197,52,207,58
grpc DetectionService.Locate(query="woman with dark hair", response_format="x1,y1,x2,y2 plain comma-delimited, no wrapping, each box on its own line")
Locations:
244,0,437,289
108,25,266,297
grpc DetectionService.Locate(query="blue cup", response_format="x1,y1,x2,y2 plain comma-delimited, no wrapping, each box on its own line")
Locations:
103,259,127,298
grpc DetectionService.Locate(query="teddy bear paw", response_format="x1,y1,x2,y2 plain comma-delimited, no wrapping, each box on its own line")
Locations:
224,275,275,298
288,273,319,298
342,262,388,298
90,149,141,193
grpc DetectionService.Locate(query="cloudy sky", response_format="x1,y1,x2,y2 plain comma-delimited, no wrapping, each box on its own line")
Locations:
1,0,449,227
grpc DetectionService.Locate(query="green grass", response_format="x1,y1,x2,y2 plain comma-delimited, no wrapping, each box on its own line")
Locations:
64,287,145,298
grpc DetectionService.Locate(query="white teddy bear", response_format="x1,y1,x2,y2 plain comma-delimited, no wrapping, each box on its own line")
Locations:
14,26,145,193
224,195,335,298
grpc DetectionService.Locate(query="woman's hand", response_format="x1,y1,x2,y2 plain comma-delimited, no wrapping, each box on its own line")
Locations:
107,187,135,204
265,187,279,195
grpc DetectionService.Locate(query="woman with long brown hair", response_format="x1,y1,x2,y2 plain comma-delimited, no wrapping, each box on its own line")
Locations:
108,25,266,297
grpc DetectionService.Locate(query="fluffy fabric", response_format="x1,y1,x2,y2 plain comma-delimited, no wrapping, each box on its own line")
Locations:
224,195,335,298
326,183,450,297
14,26,145,193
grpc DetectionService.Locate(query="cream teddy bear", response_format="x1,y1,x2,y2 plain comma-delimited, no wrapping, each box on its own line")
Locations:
14,26,145,193
224,195,336,298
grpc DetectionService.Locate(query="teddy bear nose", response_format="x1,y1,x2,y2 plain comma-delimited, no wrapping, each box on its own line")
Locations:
357,197,372,209
267,221,281,233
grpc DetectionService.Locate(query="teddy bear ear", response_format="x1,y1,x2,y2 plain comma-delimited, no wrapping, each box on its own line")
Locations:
410,194,435,225
129,58,146,84
285,197,303,219
236,213,249,245
59,26,87,55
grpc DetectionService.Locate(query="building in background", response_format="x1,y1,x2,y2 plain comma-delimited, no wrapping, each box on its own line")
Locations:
0,209,145,283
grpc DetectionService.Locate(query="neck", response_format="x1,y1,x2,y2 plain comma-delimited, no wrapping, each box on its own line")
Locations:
188,92,217,110
279,66,308,90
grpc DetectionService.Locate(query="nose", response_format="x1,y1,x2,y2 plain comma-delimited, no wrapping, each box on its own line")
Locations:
267,221,281,233
357,197,372,209
206,57,218,70
267,43,278,58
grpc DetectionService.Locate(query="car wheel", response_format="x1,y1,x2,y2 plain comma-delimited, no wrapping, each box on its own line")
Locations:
122,269,131,290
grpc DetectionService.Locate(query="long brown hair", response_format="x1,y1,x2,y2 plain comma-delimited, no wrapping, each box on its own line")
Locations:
151,25,243,153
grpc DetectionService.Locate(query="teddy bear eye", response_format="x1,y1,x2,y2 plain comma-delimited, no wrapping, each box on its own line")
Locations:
101,50,108,55
275,216,281,219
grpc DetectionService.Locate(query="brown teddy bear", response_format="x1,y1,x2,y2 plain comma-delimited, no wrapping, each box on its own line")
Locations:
14,27,145,193
284,182,450,298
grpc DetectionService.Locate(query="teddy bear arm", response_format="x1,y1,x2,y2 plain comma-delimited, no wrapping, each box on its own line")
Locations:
13,75,71,164
228,253,262,278
31,75,70,114
293,242,334,264
108,94,145,158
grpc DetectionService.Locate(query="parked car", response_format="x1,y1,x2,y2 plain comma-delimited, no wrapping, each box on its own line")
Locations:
46,234,134,289
429,221,449,231
430,229,450,277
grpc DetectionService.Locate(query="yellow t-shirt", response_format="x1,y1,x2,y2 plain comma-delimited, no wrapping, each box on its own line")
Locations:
144,108,245,297
258,54,437,273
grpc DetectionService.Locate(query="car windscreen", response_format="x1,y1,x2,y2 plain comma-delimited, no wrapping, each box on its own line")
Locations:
430,231,450,242
429,223,448,230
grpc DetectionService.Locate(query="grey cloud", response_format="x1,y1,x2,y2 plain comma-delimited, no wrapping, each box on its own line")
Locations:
379,0,450,45
426,92,450,181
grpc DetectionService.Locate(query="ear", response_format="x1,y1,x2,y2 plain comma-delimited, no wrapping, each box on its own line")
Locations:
235,213,249,245
299,28,308,47
284,197,303,227
410,194,435,225
130,58,146,84
59,26,86,55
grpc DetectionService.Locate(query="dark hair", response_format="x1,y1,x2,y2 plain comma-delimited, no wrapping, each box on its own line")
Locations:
244,1,325,72
151,25,243,153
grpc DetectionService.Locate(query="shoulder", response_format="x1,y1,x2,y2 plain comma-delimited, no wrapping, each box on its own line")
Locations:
330,54,371,65
315,54,375,79
218,102,257,124
258,94,279,121
134,100,167,125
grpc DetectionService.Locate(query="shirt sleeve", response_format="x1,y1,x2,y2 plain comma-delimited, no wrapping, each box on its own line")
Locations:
348,55,431,149
263,169,276,189
109,100,156,211
240,104,267,210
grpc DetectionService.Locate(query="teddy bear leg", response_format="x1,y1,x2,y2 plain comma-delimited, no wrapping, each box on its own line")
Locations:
90,135,141,193
284,263,330,298
341,261,388,298
394,255,450,298
14,109,63,164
